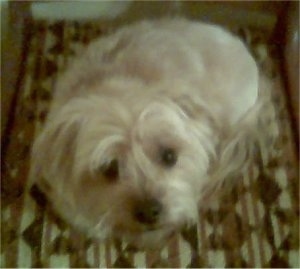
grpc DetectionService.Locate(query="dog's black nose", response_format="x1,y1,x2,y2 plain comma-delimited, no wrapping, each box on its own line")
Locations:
134,198,162,225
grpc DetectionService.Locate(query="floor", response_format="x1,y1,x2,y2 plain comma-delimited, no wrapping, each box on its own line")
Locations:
1,13,299,269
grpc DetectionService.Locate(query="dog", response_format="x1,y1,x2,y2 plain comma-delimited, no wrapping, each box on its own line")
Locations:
31,19,263,248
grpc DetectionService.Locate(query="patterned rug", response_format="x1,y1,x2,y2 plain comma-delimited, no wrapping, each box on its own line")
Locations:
1,20,299,268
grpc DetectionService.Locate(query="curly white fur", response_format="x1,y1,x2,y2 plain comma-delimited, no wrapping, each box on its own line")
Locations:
31,18,263,248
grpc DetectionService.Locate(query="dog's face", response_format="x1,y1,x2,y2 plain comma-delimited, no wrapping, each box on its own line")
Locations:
32,92,216,247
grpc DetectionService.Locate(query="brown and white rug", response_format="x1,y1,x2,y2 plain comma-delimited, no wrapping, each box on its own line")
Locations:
1,20,299,268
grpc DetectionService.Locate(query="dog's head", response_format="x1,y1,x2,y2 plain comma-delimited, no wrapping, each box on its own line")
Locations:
31,89,218,247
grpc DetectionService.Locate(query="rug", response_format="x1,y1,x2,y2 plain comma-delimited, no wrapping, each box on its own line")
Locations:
1,20,299,268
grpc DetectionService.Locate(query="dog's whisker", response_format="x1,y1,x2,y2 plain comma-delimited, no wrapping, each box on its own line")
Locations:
88,211,112,239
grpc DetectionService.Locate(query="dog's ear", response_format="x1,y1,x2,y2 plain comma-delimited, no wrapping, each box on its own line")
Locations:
30,101,84,196
200,100,263,204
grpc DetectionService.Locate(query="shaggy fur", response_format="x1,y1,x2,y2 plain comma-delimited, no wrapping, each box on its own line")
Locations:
31,19,263,248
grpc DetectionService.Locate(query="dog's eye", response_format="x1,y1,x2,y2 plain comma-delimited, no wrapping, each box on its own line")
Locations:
160,148,177,167
101,159,119,181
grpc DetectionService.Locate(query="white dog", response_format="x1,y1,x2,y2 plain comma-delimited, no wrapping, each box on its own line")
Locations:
31,19,263,248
